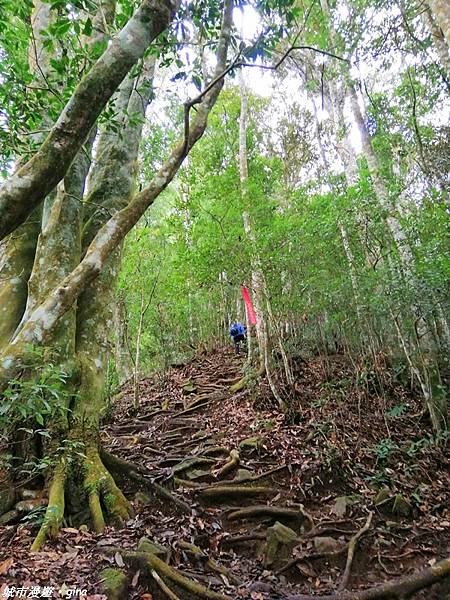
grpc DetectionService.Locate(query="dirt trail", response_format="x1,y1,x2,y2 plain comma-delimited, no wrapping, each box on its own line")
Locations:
1,347,449,599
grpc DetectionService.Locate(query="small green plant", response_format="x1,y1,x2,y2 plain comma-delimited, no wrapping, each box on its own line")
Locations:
367,468,391,486
307,421,332,441
323,442,341,467
406,438,429,458
312,397,329,408
19,504,46,529
251,417,277,431
411,486,425,506
321,378,351,402
387,403,408,417
373,438,398,461
21,455,53,477
55,439,86,464
1,346,71,429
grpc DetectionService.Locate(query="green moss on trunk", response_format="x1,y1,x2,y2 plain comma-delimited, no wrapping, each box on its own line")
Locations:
0,210,41,346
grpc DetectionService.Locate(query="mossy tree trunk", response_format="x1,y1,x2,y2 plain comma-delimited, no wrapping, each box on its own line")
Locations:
0,0,59,347
0,0,233,550
0,0,177,240
31,56,157,551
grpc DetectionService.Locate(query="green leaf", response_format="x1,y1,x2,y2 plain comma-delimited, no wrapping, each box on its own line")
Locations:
83,17,93,37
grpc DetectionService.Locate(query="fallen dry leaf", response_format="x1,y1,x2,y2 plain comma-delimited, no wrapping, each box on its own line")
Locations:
0,557,13,575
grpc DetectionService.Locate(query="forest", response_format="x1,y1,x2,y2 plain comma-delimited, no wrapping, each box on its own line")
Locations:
0,0,449,598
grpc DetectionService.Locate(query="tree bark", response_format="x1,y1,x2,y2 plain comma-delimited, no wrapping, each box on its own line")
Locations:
427,0,450,47
421,5,450,73
0,0,233,393
0,0,59,346
0,0,234,550
114,294,133,386
0,0,177,241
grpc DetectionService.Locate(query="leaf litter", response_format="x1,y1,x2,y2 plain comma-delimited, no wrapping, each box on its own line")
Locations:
1,347,449,599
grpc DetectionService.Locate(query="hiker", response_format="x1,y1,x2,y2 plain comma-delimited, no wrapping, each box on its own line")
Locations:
229,321,246,354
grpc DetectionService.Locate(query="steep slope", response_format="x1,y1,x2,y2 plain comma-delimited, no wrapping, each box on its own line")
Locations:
1,347,449,599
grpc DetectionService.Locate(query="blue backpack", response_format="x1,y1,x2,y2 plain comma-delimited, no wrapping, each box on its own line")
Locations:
229,322,244,337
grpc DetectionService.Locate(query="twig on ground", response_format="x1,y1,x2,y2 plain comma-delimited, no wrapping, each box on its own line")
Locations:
340,511,373,590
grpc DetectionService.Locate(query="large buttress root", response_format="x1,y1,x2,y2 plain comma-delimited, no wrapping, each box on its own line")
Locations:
84,446,133,532
30,445,133,551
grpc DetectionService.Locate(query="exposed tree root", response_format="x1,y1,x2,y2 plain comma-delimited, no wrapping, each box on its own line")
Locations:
213,449,240,478
100,448,192,514
245,463,290,482
227,504,312,528
340,511,373,590
31,446,133,551
151,569,181,600
174,402,211,417
208,464,290,488
276,547,347,575
174,477,203,488
229,364,265,393
285,556,450,599
202,446,230,457
220,532,266,546
85,446,133,531
103,546,232,600
31,460,66,552
198,485,277,501
135,408,173,421
182,392,225,413
177,540,243,585
275,515,373,576
112,421,157,433
169,435,212,451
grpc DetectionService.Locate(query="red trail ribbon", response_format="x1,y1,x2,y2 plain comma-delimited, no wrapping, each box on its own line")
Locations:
241,285,257,326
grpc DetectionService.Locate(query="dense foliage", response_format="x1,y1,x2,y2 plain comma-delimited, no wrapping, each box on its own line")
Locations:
118,1,449,426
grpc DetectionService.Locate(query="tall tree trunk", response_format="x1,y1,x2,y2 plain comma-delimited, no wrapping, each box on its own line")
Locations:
0,0,59,346
0,0,234,549
420,5,450,75
427,0,450,47
238,71,286,409
0,213,41,347
114,294,133,386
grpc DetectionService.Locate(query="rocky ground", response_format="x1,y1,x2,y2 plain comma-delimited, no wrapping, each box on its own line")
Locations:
1,346,449,599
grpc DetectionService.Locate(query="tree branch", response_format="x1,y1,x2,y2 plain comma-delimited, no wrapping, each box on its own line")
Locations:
0,0,234,392
0,0,178,241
